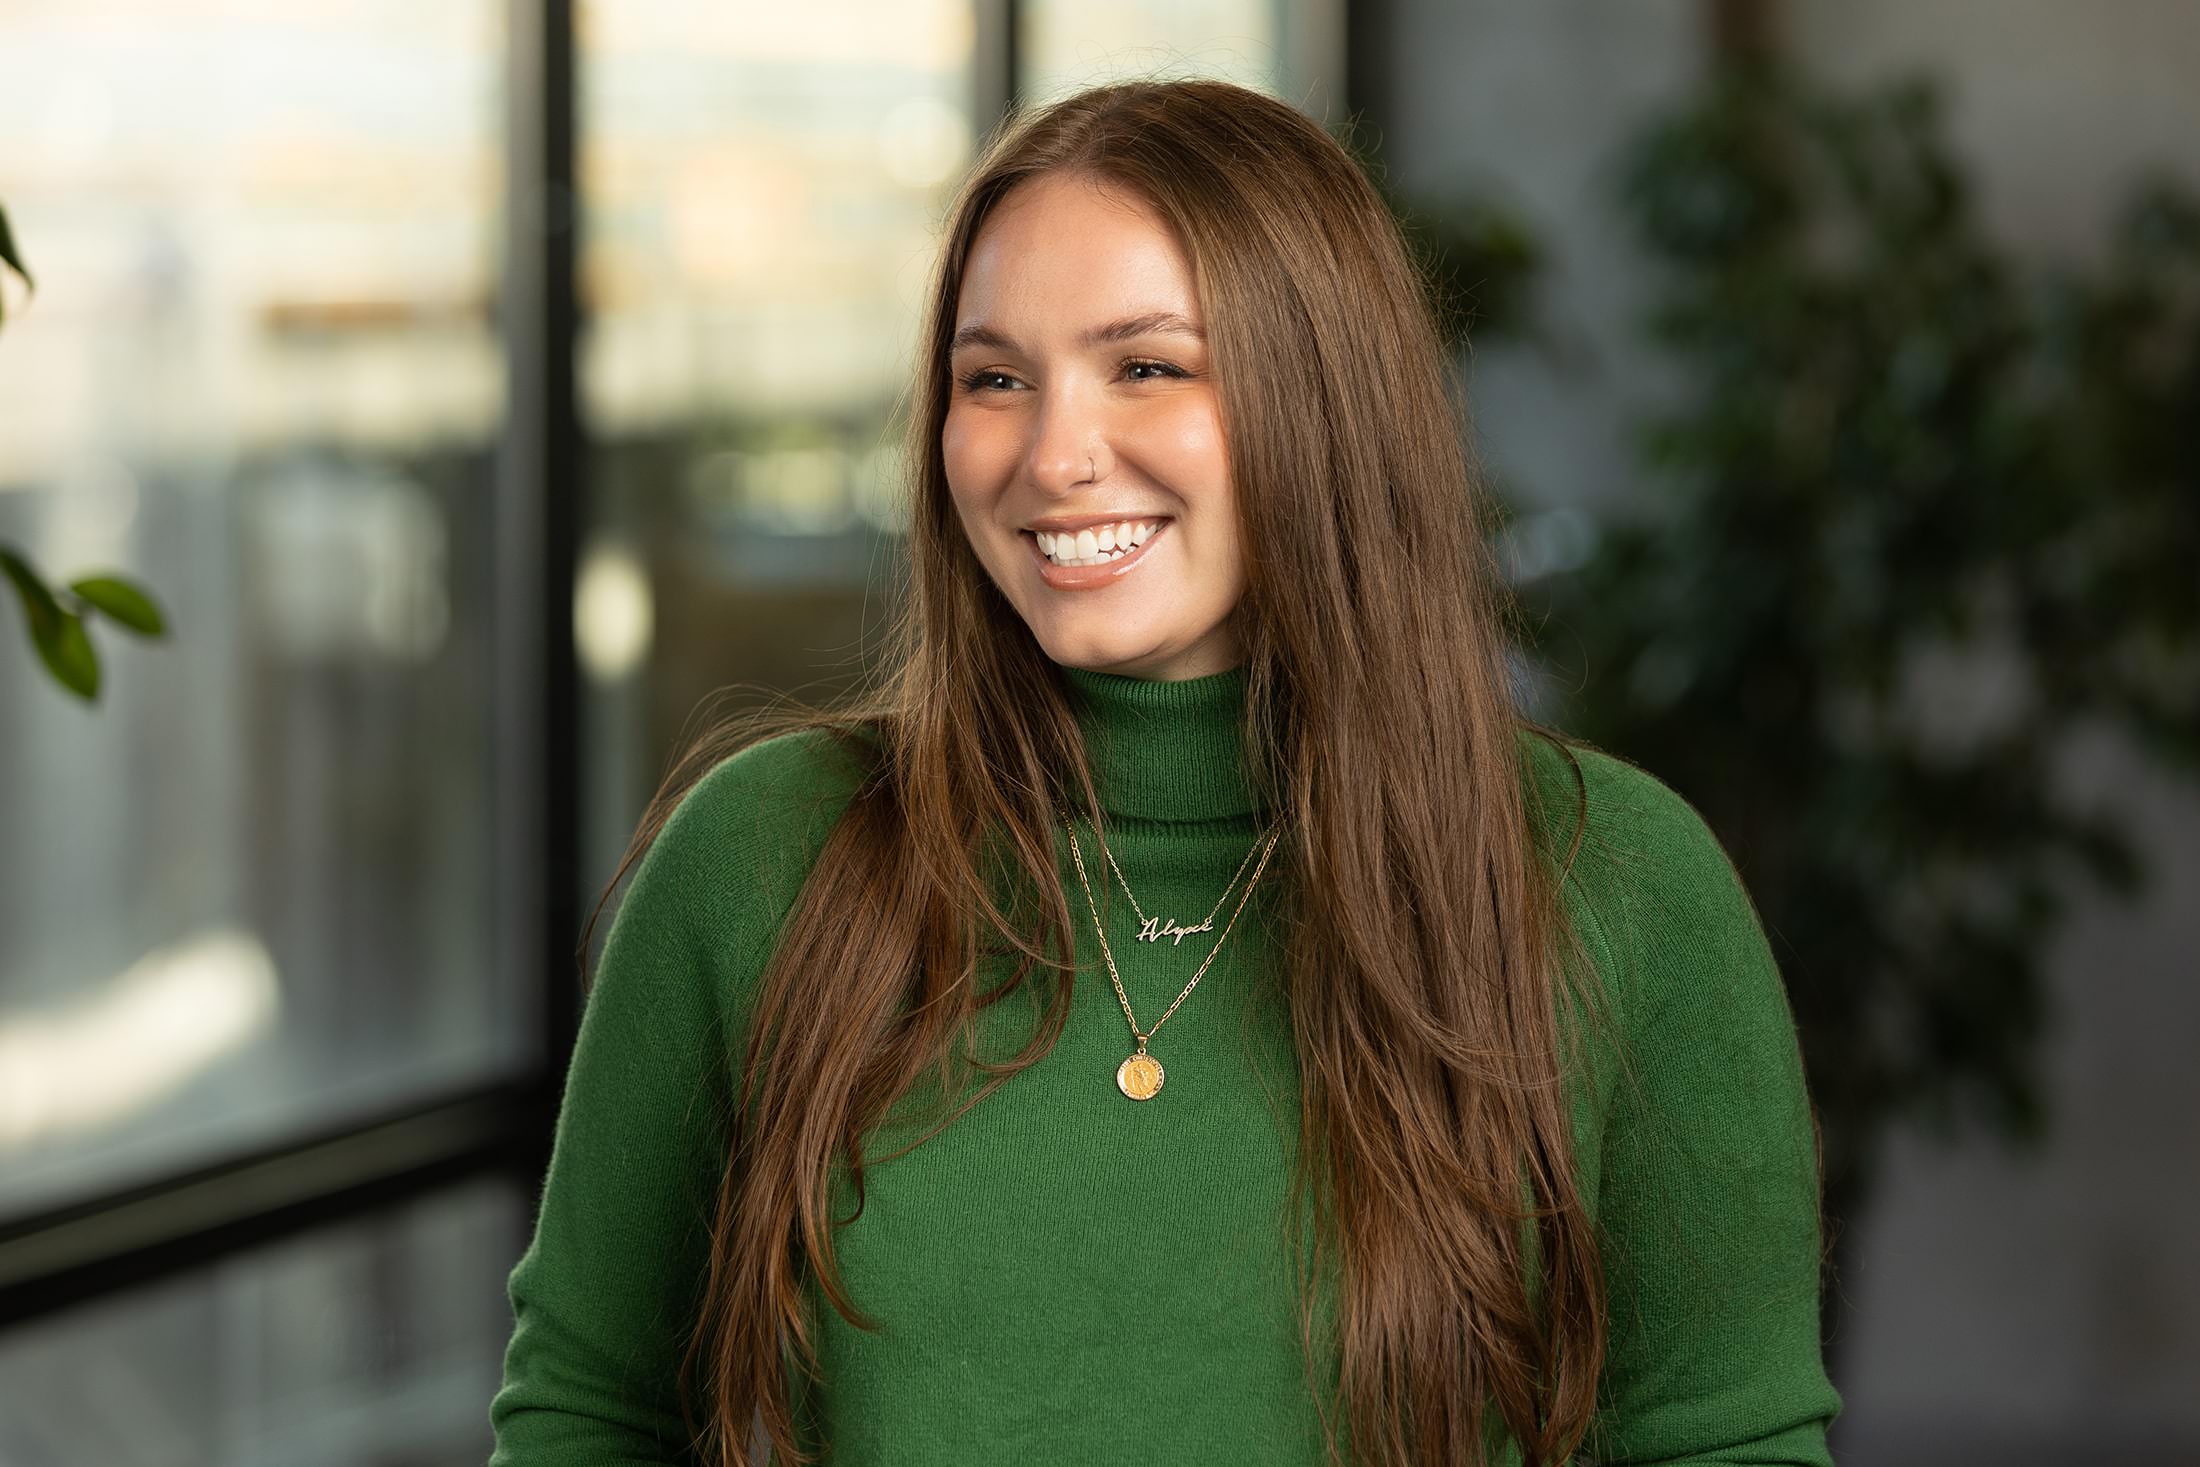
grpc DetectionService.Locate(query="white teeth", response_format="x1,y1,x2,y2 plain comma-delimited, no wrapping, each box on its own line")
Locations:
1034,519,1163,567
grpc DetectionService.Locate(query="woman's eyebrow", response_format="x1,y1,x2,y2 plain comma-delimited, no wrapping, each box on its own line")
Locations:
949,310,1207,354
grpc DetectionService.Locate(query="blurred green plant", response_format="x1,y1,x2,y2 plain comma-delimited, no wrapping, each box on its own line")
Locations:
0,199,172,701
0,202,30,326
1333,119,1554,360
1510,53,2199,1289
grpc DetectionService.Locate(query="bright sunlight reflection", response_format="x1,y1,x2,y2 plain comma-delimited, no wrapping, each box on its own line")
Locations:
0,929,281,1152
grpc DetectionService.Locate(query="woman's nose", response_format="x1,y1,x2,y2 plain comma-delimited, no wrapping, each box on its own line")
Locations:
1024,394,1108,491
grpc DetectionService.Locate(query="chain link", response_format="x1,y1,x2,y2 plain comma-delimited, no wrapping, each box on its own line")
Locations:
1061,808,1285,1048
1094,812,1268,940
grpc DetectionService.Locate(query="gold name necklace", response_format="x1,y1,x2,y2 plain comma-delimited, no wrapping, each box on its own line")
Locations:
1095,817,1269,944
1061,808,1285,1101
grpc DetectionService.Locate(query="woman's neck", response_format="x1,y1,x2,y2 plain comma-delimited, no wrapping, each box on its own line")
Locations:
1058,662,1263,824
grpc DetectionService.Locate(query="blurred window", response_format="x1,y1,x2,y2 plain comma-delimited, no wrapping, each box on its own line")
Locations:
0,1177,520,1461
0,0,511,1220
576,0,976,862
1023,0,1301,104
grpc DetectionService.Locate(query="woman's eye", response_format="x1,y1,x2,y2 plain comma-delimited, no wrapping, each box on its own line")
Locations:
954,359,1186,393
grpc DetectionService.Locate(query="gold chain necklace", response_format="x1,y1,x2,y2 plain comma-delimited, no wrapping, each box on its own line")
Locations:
1095,817,1268,944
1061,808,1285,1101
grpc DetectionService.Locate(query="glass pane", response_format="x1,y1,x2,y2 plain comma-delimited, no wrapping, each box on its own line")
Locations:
0,0,514,1220
1021,0,1294,104
0,1176,522,1465
576,1,974,870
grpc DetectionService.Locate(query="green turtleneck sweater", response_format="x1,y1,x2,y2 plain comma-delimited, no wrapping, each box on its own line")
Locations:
488,664,1841,1465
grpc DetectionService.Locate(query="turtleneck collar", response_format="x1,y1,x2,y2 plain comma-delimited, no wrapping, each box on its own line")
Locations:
1058,661,1263,824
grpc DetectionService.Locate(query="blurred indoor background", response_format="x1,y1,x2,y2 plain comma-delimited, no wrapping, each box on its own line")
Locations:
0,0,2193,1462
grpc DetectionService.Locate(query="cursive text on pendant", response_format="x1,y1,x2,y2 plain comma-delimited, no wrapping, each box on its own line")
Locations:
1137,914,1216,945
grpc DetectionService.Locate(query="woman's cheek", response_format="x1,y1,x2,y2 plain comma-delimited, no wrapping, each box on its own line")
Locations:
941,409,1016,490
938,409,973,483
1132,393,1227,474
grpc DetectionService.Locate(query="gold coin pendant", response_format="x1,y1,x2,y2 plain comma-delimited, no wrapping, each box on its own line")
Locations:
1116,1051,1165,1101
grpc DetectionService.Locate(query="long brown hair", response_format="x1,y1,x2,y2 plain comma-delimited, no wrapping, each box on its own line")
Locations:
580,76,1612,1467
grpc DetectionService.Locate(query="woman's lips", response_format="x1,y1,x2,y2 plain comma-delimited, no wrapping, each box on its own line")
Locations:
1023,520,1170,590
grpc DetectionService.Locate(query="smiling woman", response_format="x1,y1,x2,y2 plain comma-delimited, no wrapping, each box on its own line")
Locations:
939,173,1244,680
490,77,1842,1467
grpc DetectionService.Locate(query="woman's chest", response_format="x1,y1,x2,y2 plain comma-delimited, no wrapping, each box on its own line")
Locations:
793,874,1338,1460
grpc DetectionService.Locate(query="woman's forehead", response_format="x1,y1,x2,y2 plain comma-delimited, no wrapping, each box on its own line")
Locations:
955,182,1199,341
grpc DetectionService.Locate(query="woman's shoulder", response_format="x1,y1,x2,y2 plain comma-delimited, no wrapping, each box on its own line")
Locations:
1515,725,1785,1032
686,724,880,822
1517,727,1741,881
640,724,883,920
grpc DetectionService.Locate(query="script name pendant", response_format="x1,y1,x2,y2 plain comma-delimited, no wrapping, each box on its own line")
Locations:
1135,914,1216,945
1116,1044,1165,1101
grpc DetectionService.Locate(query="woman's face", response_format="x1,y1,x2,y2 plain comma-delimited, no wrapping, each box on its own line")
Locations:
942,173,1246,682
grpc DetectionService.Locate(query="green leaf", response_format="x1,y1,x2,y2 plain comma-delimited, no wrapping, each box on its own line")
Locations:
0,201,31,329
70,574,169,637
2,546,101,700
38,607,101,700
0,545,63,640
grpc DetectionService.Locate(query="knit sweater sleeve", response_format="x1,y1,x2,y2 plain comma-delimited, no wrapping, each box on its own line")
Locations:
1545,743,1844,1465
487,729,871,1466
